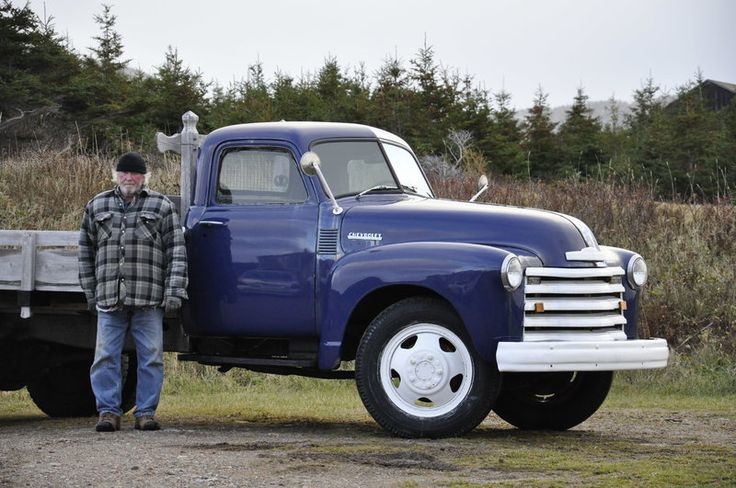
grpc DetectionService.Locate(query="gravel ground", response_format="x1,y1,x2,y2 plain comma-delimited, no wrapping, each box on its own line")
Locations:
1,408,734,487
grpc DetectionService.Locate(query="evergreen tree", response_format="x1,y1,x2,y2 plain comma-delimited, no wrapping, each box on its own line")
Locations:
294,69,325,122
483,90,524,175
455,75,492,148
370,53,412,136
626,77,660,130
522,87,561,178
624,77,671,196
62,4,132,150
409,41,455,153
600,95,626,170
718,97,736,200
342,63,371,124
141,46,210,133
88,4,127,76
558,87,603,176
666,72,722,199
271,71,302,120
237,60,273,122
0,1,78,118
316,57,347,120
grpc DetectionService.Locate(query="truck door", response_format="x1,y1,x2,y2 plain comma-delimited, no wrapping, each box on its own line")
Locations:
186,145,317,337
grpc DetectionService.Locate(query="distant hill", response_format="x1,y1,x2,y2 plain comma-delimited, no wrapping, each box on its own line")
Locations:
515,100,633,128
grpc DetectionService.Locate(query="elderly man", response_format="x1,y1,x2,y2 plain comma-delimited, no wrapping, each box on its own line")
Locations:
78,152,188,432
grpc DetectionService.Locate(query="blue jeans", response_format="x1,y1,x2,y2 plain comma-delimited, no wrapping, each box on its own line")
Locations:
90,307,164,417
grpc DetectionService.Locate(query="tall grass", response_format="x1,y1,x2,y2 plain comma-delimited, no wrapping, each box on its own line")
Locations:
0,150,180,230
1,151,734,353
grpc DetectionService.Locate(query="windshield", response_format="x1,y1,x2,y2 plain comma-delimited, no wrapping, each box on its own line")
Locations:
381,143,433,198
311,140,434,198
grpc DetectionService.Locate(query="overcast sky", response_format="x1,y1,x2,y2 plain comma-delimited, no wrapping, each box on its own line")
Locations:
23,0,736,109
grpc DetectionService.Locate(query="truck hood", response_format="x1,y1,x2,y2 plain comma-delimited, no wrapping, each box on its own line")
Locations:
339,197,591,267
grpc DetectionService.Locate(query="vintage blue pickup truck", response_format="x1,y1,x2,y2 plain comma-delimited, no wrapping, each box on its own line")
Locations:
0,112,668,437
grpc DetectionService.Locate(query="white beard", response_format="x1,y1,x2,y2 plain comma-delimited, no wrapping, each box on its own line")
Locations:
119,182,143,199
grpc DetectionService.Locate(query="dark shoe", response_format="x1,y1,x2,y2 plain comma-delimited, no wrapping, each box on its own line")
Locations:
134,415,161,431
95,412,121,432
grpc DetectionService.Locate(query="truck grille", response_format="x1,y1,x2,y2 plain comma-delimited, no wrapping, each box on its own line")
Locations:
523,266,627,342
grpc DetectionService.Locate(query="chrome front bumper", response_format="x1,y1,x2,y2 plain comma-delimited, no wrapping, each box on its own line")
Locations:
496,338,669,372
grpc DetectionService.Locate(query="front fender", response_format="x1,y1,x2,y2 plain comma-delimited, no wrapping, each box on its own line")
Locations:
318,242,525,369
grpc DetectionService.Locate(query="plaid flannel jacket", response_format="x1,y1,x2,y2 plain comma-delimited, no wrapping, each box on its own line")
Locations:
78,186,188,309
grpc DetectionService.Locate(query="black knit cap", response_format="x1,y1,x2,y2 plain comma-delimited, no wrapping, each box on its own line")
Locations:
116,152,147,174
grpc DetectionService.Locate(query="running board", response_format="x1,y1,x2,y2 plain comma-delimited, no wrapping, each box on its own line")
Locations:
177,354,354,379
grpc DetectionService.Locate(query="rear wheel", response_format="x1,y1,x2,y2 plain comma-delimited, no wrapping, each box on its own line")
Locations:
28,354,137,417
493,371,613,430
355,297,501,438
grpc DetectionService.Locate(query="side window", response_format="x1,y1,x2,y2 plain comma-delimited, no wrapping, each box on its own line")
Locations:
217,148,308,204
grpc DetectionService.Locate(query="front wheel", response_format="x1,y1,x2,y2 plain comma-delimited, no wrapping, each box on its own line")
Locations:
355,297,501,438
493,371,613,430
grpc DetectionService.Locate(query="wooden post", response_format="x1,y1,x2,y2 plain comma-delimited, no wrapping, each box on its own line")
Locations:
180,111,200,217
156,111,206,218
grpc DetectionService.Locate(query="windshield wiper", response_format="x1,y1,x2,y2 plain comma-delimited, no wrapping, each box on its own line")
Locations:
400,184,422,196
355,185,399,199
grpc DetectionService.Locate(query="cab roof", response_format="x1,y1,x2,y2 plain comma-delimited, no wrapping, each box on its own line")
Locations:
203,121,409,153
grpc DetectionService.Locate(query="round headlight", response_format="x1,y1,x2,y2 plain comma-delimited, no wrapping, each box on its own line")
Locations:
627,255,648,288
501,254,523,291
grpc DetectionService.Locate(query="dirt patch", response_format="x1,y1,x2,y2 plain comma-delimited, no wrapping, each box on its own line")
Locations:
0,408,734,487
189,441,292,452
289,448,460,472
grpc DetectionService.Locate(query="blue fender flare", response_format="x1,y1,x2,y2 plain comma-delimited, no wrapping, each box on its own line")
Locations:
317,241,525,369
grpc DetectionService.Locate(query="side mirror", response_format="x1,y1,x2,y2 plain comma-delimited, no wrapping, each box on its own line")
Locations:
477,175,488,191
300,151,321,176
299,151,343,215
470,175,489,202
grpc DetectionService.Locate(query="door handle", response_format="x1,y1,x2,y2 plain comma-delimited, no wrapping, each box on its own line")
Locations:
199,220,227,227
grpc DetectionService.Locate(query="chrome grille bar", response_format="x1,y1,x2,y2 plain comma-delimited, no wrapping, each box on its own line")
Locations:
523,265,627,341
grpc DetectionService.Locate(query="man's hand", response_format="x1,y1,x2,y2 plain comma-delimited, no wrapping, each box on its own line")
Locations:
87,299,97,313
164,296,182,315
